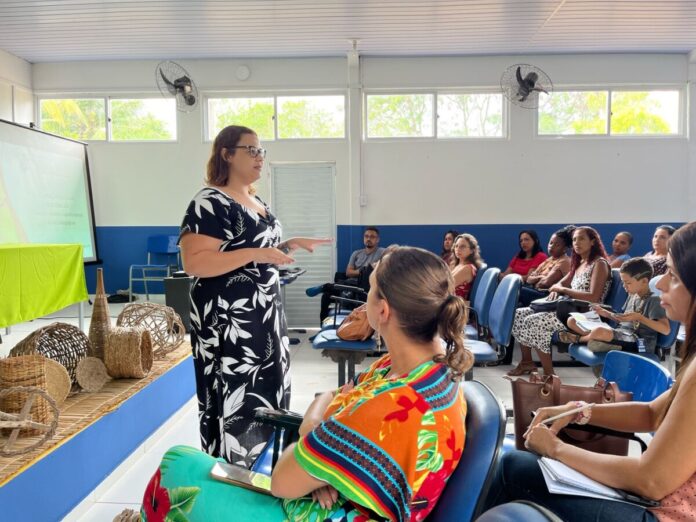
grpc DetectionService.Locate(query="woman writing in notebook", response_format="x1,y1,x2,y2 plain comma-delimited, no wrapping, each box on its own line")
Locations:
491,221,696,521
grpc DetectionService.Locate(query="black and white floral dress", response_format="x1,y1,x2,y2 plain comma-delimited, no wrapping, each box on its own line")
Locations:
180,187,290,466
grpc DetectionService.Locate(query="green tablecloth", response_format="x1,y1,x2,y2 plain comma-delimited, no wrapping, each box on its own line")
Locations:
0,244,88,328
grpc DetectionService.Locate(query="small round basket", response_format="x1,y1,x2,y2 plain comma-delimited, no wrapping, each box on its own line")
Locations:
76,357,110,393
116,303,184,358
11,323,89,385
0,355,50,436
104,327,153,379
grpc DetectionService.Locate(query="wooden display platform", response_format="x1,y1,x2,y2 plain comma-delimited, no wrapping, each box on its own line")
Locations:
0,342,195,521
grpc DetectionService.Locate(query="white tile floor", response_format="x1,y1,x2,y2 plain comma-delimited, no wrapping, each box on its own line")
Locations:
1,298,619,521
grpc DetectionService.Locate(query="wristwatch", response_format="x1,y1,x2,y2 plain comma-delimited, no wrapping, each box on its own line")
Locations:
279,243,291,254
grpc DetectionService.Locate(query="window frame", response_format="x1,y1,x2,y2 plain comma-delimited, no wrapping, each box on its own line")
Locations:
535,85,686,139
37,93,179,143
202,90,348,143
363,88,508,141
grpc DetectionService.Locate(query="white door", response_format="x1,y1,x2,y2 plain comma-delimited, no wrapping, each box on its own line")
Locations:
271,163,336,328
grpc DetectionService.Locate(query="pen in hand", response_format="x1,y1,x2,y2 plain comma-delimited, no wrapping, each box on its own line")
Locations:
534,403,595,426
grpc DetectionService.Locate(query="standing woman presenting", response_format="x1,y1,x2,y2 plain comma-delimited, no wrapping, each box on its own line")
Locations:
179,125,330,465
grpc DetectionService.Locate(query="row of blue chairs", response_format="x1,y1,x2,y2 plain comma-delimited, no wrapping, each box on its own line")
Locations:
252,349,673,521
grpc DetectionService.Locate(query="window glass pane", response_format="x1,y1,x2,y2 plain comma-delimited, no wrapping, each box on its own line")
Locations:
366,94,434,138
538,91,608,135
39,98,106,140
208,97,275,140
610,91,680,135
277,95,345,139
110,98,176,141
437,93,504,137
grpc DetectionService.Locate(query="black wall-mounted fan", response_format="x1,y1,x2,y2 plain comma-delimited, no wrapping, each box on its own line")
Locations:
156,61,199,112
501,64,553,109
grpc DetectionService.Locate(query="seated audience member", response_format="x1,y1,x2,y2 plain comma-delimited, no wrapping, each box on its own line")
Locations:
138,247,473,522
644,225,676,276
489,221,696,522
608,231,633,268
508,226,611,376
319,226,385,321
499,229,548,281
564,257,670,354
520,226,574,306
451,233,484,301
440,229,459,265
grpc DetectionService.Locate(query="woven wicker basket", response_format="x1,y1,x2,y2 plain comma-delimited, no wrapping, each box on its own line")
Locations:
0,355,50,436
44,358,71,407
104,327,153,379
11,322,89,385
116,303,184,358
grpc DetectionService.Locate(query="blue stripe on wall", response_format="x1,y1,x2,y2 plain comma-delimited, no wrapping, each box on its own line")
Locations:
89,222,681,294
337,223,682,275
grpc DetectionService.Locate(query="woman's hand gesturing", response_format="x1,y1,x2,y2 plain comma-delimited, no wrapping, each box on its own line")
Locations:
286,237,333,253
257,248,295,265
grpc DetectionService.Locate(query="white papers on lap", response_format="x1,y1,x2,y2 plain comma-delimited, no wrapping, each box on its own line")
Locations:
569,312,605,332
539,457,623,500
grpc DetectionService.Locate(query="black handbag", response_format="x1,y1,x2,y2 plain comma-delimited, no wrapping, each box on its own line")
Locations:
555,299,592,325
529,296,566,313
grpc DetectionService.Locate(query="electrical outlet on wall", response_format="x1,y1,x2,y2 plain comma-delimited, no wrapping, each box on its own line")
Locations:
359,194,368,206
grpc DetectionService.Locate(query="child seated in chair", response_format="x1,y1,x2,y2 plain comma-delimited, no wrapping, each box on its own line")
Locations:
564,257,670,354
137,247,473,522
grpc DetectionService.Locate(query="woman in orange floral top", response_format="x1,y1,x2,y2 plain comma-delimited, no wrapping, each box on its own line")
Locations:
139,247,473,522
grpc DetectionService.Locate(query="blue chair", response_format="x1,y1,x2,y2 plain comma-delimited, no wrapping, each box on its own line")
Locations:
128,234,180,301
466,267,500,340
468,263,489,305
311,330,377,386
600,350,673,401
428,380,506,521
467,274,522,366
648,275,681,359
464,264,488,338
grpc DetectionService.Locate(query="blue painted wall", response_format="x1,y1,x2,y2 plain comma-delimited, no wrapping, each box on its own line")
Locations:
90,222,681,294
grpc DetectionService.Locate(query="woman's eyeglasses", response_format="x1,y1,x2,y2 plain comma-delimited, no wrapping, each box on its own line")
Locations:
231,145,267,159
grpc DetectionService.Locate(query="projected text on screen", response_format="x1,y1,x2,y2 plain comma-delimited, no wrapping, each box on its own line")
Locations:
0,120,98,262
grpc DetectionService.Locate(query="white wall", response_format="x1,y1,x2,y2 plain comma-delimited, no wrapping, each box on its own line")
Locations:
361,54,690,224
33,58,352,227
30,53,693,228
0,48,33,123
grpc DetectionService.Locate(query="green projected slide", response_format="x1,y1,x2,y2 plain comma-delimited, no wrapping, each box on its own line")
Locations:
0,120,98,262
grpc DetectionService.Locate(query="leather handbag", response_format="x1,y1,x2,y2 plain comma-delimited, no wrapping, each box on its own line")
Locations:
509,372,633,455
337,304,375,341
555,299,592,325
529,296,565,313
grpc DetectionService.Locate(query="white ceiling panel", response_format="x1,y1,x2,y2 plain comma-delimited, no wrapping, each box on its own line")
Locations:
0,0,695,63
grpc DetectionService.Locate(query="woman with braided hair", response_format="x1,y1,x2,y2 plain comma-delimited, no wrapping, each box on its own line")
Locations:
139,246,473,522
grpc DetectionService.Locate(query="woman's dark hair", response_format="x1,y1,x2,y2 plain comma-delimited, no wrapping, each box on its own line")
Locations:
206,125,256,186
517,229,543,259
440,229,459,257
617,231,634,246
619,257,653,281
553,225,576,249
658,221,696,424
657,224,676,236
569,226,608,276
452,233,484,269
374,246,474,381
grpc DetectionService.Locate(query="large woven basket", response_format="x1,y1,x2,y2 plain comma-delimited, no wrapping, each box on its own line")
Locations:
0,355,50,436
11,322,89,385
116,303,184,358
104,326,153,379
